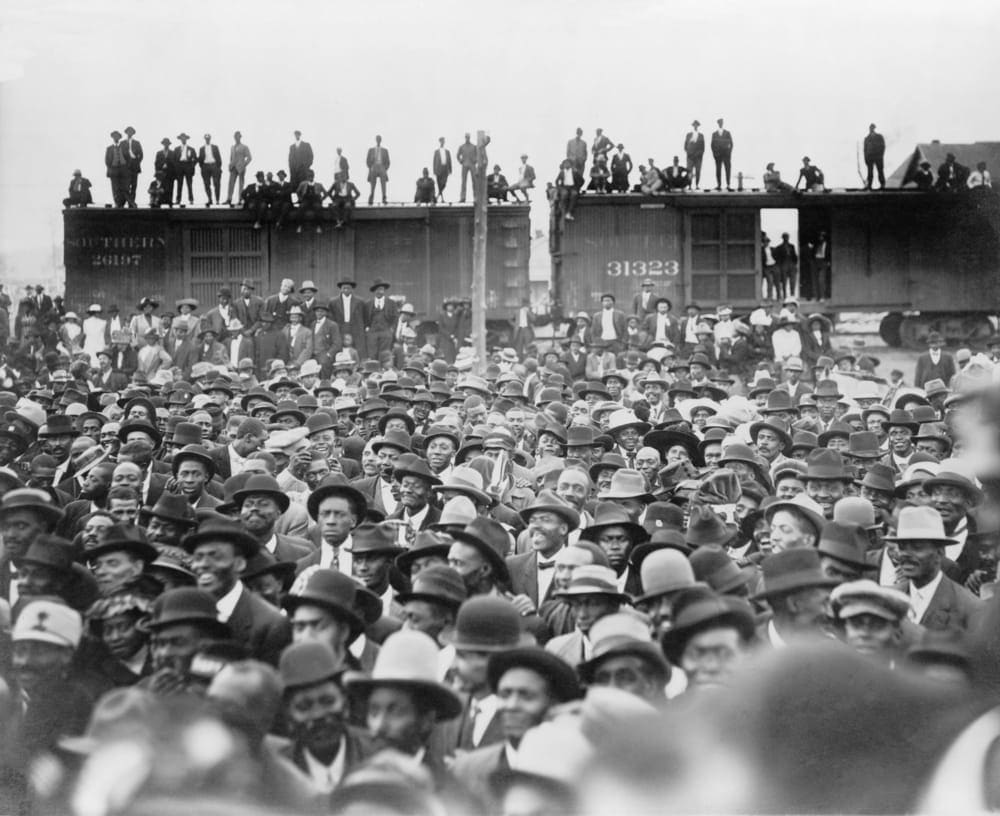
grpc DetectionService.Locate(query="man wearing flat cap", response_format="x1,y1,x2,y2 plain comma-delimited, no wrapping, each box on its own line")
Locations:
831,579,913,665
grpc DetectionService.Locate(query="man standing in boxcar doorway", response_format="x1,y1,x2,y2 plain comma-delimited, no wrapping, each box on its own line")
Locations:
366,279,398,361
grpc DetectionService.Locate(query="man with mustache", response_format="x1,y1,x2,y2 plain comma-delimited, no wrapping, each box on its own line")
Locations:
886,505,984,633
182,516,291,665
276,640,373,794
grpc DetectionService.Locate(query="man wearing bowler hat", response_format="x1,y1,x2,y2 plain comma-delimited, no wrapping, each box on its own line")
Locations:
446,596,526,754
803,448,855,520
365,278,398,361
182,516,291,664
276,641,374,794
233,473,312,562
450,644,580,809
885,505,984,633
299,476,367,574
386,453,442,542
172,444,223,511
142,586,233,695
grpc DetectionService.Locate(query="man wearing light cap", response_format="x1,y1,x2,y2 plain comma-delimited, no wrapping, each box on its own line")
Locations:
11,599,93,760
831,579,911,665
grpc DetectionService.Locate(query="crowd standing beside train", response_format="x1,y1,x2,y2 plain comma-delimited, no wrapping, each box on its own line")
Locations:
4,253,1000,813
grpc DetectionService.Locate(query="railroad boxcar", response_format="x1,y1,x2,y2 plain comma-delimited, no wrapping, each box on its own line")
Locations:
64,203,531,342
549,190,1000,347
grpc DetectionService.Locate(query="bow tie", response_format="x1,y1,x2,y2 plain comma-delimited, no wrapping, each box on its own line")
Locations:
537,560,556,571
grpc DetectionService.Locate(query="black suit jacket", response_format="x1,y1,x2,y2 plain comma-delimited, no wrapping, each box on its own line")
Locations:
123,138,143,171
273,533,314,563
365,298,399,332
898,575,984,634
198,144,222,167
433,148,452,175
386,504,441,532
228,585,293,665
234,295,265,334
288,141,314,173
711,129,734,157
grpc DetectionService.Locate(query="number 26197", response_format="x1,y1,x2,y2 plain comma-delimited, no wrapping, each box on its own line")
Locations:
606,260,679,277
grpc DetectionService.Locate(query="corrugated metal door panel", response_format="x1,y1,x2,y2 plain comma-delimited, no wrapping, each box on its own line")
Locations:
560,203,683,312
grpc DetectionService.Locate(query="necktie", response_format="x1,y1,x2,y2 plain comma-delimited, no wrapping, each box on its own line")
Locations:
461,699,480,748
627,452,636,468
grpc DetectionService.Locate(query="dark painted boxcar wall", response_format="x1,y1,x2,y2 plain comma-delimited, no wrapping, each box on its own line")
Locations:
64,207,530,322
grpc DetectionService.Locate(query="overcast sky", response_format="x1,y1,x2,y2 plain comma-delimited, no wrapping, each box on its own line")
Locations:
0,0,997,286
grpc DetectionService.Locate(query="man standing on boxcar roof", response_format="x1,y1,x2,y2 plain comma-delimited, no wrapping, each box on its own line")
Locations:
367,135,391,205
288,130,314,190
684,120,705,189
567,127,588,174
711,118,733,191
122,125,143,207
863,124,886,190
432,137,452,203
105,130,129,208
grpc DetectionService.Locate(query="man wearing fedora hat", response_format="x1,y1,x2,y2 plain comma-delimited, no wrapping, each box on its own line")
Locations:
0,487,64,603
365,279,398,362
753,549,838,647
886,505,983,633
85,522,158,597
14,533,94,612
275,641,374,794
283,568,368,670
345,630,462,786
922,461,988,586
506,489,580,608
578,503,647,596
182,517,291,664
578,611,670,706
345,522,406,620
546,565,630,667
662,592,756,691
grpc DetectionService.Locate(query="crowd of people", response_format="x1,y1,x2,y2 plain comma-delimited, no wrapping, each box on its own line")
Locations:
3,265,1000,814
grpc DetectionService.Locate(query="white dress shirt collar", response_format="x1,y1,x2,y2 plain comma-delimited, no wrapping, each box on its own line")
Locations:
216,580,244,623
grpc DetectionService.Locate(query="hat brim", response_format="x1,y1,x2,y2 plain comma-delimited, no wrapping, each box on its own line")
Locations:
232,488,290,515
306,484,368,521
518,503,581,531
446,530,510,583
85,539,159,564
750,573,839,602
395,544,452,573
343,675,462,720
282,594,365,640
920,475,983,506
486,648,580,703
661,609,755,664
181,528,259,560
578,641,670,684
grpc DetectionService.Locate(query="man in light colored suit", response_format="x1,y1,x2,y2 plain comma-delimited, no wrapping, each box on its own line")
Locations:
432,137,452,202
283,306,314,367
888,505,984,634
225,131,253,205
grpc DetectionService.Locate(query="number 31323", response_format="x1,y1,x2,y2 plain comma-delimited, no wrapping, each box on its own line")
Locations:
606,260,679,277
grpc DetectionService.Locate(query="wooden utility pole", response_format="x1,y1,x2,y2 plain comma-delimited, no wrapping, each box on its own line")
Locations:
471,130,489,370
